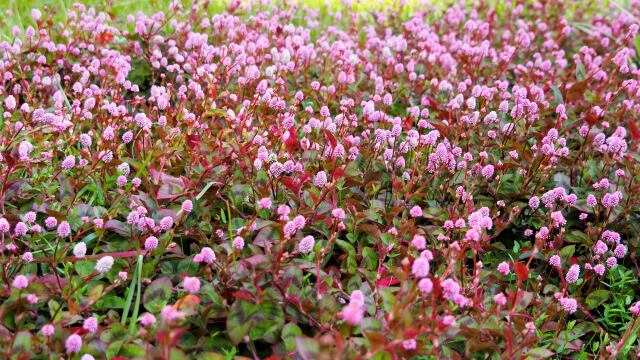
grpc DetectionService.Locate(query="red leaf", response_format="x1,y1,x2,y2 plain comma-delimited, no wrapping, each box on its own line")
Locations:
332,167,345,181
232,290,254,303
514,262,529,281
280,177,300,193
96,32,114,45
628,120,640,142
403,327,419,339
186,134,202,149
284,127,298,153
324,130,337,147
297,173,310,189
376,276,399,288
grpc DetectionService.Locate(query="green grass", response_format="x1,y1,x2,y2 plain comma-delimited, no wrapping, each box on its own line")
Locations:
0,0,441,38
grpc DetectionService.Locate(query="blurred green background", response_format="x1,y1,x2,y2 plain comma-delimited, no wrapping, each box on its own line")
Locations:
0,0,625,39
0,0,435,38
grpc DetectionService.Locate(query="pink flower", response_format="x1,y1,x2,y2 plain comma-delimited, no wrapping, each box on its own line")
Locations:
551,211,566,227
411,257,430,278
95,256,114,274
481,164,495,179
41,324,55,337
87,219,101,230
181,200,193,213
61,155,76,170
83,317,98,333
497,261,510,276
528,196,540,209
31,8,42,21
341,296,365,326
594,264,605,276
441,279,461,301
411,235,426,249
549,255,561,268
73,243,87,258
140,313,156,326
331,208,346,220
418,278,433,295
65,334,82,353
630,301,640,316
299,235,315,253
24,211,36,223
160,305,185,322
57,221,71,237
196,247,216,264
493,293,507,306
614,244,627,258
402,339,417,350
409,206,423,218
12,275,29,289
116,175,127,186
560,297,578,314
145,236,159,251
122,131,133,143
314,171,328,187
159,216,174,231
232,236,245,250
4,95,16,110
565,264,580,284
0,218,8,233
14,222,27,236
183,276,201,293
257,197,272,209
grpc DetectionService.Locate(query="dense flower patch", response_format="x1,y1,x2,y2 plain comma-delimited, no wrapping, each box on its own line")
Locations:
0,0,640,358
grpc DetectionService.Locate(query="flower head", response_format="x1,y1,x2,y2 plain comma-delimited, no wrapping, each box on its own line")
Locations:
95,256,114,274
183,276,201,293
12,275,29,289
65,334,82,353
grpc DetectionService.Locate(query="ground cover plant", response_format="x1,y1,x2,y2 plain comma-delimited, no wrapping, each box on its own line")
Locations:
0,0,640,358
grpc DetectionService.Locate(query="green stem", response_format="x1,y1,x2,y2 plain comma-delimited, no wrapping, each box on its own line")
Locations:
128,255,144,333
121,257,139,325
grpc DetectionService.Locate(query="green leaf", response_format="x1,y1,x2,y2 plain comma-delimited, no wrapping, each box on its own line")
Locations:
559,245,575,259
169,348,188,360
75,260,95,277
296,338,319,359
567,321,599,341
12,331,32,354
362,247,378,270
282,323,302,352
585,290,610,310
564,231,590,245
251,302,285,343
226,300,284,345
143,276,173,313
95,294,126,310
107,340,124,358
372,351,392,360
526,347,554,359
226,300,258,345
121,343,146,357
